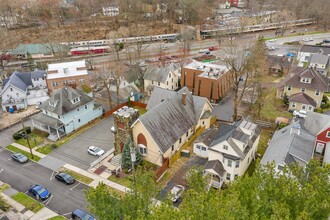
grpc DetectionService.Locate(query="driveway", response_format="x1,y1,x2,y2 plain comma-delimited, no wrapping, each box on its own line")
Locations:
48,116,114,170
0,149,88,215
0,118,31,148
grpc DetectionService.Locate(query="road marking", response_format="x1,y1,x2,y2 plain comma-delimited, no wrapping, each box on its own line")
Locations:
70,182,80,191
44,194,53,206
0,169,3,174
50,171,56,180
62,212,72,216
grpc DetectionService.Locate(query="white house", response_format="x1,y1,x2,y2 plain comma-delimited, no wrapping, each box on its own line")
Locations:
102,6,119,16
297,45,330,68
0,70,49,112
144,63,180,96
195,119,260,188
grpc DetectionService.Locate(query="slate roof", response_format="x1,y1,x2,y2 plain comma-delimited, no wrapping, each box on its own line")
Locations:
12,44,68,55
204,160,225,177
40,87,93,115
30,113,64,128
260,123,315,167
289,92,317,107
143,63,179,83
304,111,330,136
309,54,329,66
268,55,292,70
284,67,329,91
300,45,330,55
137,87,203,153
195,125,220,146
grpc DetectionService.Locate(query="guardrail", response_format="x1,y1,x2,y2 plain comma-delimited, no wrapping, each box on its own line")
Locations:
90,147,115,168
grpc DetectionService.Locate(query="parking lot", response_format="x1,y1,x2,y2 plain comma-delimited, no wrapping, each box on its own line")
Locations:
0,149,89,215
48,116,115,170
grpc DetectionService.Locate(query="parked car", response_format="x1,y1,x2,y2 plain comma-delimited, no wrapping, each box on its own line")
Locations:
28,184,51,200
87,146,105,156
11,153,28,163
170,185,185,203
55,172,75,185
293,110,307,118
198,49,210,54
323,39,330,44
208,46,218,51
72,209,95,220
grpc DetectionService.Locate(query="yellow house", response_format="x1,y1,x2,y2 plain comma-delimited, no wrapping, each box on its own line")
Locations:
131,87,213,166
277,67,329,111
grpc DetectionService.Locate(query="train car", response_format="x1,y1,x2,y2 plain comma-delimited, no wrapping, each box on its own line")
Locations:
70,46,110,56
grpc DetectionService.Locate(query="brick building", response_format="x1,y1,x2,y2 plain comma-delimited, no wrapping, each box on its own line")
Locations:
181,61,232,103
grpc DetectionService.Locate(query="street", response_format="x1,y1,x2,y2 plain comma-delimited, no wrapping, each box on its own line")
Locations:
0,148,89,215
0,119,31,148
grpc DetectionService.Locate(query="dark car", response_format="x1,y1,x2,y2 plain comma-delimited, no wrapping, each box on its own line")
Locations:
28,185,51,200
55,172,75,185
11,153,28,163
72,209,95,220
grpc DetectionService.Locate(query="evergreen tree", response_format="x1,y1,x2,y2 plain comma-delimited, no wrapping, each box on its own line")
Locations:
121,137,132,170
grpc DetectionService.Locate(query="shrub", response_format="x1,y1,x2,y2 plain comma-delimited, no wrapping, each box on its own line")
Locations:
51,144,58,149
12,133,22,140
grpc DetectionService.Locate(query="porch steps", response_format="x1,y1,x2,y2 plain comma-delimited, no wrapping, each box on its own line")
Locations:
109,154,122,169
47,134,59,142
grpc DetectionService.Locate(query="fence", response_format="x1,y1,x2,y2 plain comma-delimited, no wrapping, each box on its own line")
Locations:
169,126,206,167
210,115,217,126
255,120,273,128
103,101,147,118
155,157,169,180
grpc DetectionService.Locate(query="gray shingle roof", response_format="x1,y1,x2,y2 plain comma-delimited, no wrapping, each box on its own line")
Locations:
304,111,330,136
195,125,220,146
138,87,200,153
144,63,179,83
289,92,317,107
260,123,315,167
30,113,64,128
300,45,330,55
309,54,329,66
204,160,225,177
40,87,93,115
209,123,237,148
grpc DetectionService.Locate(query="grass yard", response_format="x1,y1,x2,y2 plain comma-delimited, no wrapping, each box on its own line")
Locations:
11,192,44,213
15,133,44,148
36,144,54,155
6,145,41,162
108,175,133,188
59,168,93,185
0,184,10,192
47,216,68,220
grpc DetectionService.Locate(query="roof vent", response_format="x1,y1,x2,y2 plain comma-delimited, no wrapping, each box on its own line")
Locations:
182,93,187,106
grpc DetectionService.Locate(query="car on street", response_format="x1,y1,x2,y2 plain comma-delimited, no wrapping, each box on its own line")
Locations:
198,49,210,53
87,146,105,156
28,184,51,200
55,172,75,185
293,110,307,118
11,153,28,163
208,46,217,51
170,185,185,203
72,209,95,220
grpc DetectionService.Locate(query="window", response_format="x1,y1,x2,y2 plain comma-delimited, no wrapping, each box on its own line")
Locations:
167,81,168,85
316,90,320,96
287,85,291,91
291,102,296,108
305,78,310,83
42,77,45,80
172,85,173,90
16,93,19,97
79,79,85,83
158,82,160,86
85,105,87,109
235,161,240,168
301,88,306,93
169,73,171,78
52,82,58,87
10,88,13,91
172,78,173,83
228,160,232,167
172,145,174,151
58,115,60,119
302,104,306,110
327,131,330,138
308,106,313,111
222,157,225,163
223,145,228,150
202,121,205,125
196,145,200,149
201,147,206,151
179,138,182,144
234,174,238,179
78,119,81,122
77,108,80,111
139,145,147,155
226,173,231,180
152,81,154,85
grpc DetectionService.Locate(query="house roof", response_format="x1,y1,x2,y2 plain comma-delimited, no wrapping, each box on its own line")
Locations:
288,92,317,107
195,124,221,146
304,111,330,136
268,55,292,70
143,63,179,83
47,60,88,80
40,87,93,115
309,53,329,65
260,123,315,167
300,45,330,55
204,160,225,177
137,87,204,153
30,112,64,128
284,67,329,91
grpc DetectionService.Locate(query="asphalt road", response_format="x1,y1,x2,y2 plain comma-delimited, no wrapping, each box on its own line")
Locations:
0,119,31,148
48,116,115,170
0,148,89,215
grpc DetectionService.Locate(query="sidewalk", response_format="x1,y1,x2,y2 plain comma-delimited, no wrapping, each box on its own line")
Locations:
11,143,46,159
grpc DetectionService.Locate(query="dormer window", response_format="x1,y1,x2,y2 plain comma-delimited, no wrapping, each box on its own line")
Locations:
301,77,311,83
49,101,56,107
287,85,292,91
72,97,80,104
301,88,306,93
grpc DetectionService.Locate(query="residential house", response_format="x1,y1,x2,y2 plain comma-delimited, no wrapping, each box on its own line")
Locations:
199,119,260,188
47,60,91,95
30,87,102,141
0,70,49,112
12,44,68,59
261,122,315,172
277,67,329,111
309,54,329,76
297,45,330,68
304,112,330,155
144,63,180,96
268,55,293,75
181,61,232,103
131,87,213,166
102,6,119,16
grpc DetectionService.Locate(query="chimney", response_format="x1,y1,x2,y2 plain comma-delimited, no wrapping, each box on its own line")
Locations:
182,93,187,105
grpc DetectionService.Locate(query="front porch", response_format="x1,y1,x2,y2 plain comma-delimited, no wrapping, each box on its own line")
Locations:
204,159,225,190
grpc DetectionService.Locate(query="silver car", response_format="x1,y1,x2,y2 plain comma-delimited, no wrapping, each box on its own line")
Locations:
11,153,28,163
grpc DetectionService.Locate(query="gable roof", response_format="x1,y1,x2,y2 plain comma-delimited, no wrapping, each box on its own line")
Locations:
204,160,225,177
300,45,330,55
137,87,203,153
309,53,329,65
288,92,317,107
40,87,93,115
284,67,329,91
304,111,330,136
260,123,315,167
143,63,179,83
195,125,221,146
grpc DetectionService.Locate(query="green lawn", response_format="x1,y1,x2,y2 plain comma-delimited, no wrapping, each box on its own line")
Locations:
6,145,41,162
47,216,68,220
15,133,44,148
36,144,54,155
60,169,93,185
0,184,10,192
11,192,44,213
133,106,147,115
108,175,133,188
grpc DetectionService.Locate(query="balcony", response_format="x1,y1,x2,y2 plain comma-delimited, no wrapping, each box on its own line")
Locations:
2,98,25,105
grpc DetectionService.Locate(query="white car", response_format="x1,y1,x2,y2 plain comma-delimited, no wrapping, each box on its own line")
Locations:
198,49,210,53
293,110,307,118
87,146,105,156
170,185,185,203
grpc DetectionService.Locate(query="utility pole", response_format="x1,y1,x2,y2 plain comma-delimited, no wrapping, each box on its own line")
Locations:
21,118,34,159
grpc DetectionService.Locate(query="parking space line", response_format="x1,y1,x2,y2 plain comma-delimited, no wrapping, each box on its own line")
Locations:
43,194,53,206
70,182,80,191
50,171,56,180
62,212,72,216
0,169,3,174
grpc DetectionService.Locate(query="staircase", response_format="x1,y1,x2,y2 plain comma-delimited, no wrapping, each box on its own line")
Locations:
109,154,122,169
47,133,58,142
